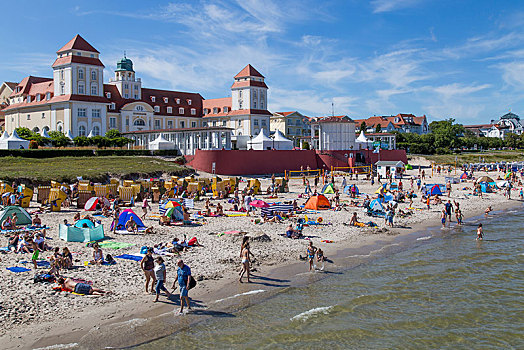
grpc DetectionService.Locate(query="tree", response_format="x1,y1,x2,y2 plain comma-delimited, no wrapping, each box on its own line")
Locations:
360,121,367,132
105,129,122,139
504,133,520,149
15,127,48,146
302,141,310,150
375,124,382,133
73,136,90,147
48,131,70,148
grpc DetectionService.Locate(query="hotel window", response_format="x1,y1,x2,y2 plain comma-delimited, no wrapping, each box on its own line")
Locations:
126,118,129,126
154,106,160,112
134,85,138,90
27,114,31,120
60,70,64,80
91,70,97,80
134,119,145,126
254,101,257,108
78,125,86,136
27,96,31,103
90,54,95,58
124,83,129,89
254,119,259,126
213,107,218,114
187,99,192,105
136,105,144,111
92,109,101,118
213,121,217,127
110,103,116,110
222,121,226,126
78,83,85,94
93,125,100,136
154,120,161,129
261,120,266,126
203,121,208,127
124,93,129,98
192,121,196,128
46,92,51,100
238,120,242,126
134,94,139,99
91,84,97,95
77,52,81,56
191,108,196,115
106,92,111,98
109,117,116,129
239,101,243,109
176,98,180,104
42,113,45,119
167,107,173,114
179,107,184,114
163,97,168,103
253,90,257,99
36,94,41,102
78,108,86,117
78,69,84,80
223,107,229,113
167,120,173,128
239,90,242,97
180,121,185,128
151,96,156,102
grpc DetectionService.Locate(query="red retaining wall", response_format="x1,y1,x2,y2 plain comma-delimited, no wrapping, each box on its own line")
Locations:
187,149,407,175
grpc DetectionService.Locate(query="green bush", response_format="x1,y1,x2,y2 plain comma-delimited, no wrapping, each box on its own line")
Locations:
435,147,452,155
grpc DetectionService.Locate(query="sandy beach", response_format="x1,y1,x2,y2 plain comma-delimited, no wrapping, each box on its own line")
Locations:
1,158,522,350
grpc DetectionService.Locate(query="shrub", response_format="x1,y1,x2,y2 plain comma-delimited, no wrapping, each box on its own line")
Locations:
174,155,186,164
28,140,39,149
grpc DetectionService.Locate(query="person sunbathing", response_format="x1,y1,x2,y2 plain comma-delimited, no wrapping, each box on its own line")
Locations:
73,213,81,222
349,212,358,226
57,277,110,295
159,215,171,226
263,214,280,223
214,204,224,216
126,217,138,234
32,214,42,227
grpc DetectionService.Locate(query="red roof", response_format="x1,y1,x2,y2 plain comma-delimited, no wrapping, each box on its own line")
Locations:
202,97,232,116
234,64,264,79
231,80,268,89
10,76,53,97
203,108,272,118
52,55,105,68
123,126,232,135
276,111,298,117
312,115,354,123
57,34,99,53
354,114,426,128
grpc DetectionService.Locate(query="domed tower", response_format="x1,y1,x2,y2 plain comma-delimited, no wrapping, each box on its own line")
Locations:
111,55,141,100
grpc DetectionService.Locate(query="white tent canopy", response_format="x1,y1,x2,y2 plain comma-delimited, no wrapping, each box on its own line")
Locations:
247,129,273,150
272,130,293,150
41,128,50,138
65,130,74,140
0,131,9,141
87,130,95,138
149,134,176,150
356,131,369,150
0,129,30,149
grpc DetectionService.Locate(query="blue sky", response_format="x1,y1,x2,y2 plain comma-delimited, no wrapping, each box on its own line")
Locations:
1,0,524,123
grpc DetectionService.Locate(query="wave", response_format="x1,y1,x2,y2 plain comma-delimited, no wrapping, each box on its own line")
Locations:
290,306,333,322
214,289,266,303
33,344,79,350
417,236,432,241
347,243,401,259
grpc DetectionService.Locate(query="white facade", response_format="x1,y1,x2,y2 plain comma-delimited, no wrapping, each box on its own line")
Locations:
310,116,356,151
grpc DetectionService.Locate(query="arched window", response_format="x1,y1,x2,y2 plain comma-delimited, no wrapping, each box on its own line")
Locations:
93,126,100,136
32,127,40,133
43,126,49,132
57,123,63,132
134,119,146,126
78,125,86,136
91,70,97,80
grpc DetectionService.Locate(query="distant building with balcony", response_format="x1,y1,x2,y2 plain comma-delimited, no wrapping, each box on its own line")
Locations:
270,111,310,147
354,113,429,134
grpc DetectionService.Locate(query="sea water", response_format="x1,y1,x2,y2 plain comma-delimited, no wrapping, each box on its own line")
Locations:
136,206,524,349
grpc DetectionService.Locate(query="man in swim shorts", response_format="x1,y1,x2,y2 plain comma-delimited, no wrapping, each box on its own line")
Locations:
57,277,110,295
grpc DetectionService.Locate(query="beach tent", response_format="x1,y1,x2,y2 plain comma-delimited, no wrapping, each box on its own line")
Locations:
460,172,468,180
148,134,176,150
0,129,30,150
304,195,331,210
384,192,394,202
40,128,50,138
374,184,387,194
0,131,9,146
0,206,32,225
356,131,369,150
429,184,442,196
59,223,104,242
117,209,145,228
343,184,359,195
405,164,413,170
321,183,335,194
476,176,494,183
84,197,110,211
272,130,293,150
369,199,384,212
261,204,294,218
479,182,492,193
165,206,184,221
247,129,273,150
74,219,95,228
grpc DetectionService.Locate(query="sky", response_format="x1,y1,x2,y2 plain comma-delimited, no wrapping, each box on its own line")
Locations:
1,0,524,124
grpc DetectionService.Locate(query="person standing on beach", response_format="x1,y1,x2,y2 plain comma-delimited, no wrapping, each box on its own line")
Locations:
441,209,447,228
306,241,317,271
445,200,453,222
140,248,156,294
141,194,151,221
173,259,192,314
153,257,172,302
239,239,252,283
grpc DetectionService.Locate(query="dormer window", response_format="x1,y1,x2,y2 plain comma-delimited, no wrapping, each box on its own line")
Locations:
179,107,184,114
191,108,196,115
213,107,218,114
106,92,111,98
176,98,180,104
154,106,160,112
167,107,173,113
163,97,168,103
151,96,156,102
110,103,116,110
46,92,51,100
187,99,192,105
36,94,41,102
224,107,229,113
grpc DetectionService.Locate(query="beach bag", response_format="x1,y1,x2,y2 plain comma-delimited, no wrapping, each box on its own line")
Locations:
34,273,55,283
188,275,197,290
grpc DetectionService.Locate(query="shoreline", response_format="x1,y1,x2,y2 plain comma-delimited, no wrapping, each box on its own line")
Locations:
26,198,522,350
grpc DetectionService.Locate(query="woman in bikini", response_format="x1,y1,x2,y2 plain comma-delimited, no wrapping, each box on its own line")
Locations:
239,241,252,283
476,223,483,240
140,248,156,293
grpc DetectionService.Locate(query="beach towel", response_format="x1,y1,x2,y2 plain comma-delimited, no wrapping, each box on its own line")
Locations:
98,241,135,250
7,266,31,273
20,260,50,267
114,254,143,262
114,228,146,235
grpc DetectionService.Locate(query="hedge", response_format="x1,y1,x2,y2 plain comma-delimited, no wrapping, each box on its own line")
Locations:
0,149,181,158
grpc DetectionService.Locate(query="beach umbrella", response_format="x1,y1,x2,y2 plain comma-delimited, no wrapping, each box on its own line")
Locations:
164,200,182,208
504,171,513,180
249,199,269,208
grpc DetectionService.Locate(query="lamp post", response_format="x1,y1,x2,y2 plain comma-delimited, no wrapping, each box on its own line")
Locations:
249,135,253,150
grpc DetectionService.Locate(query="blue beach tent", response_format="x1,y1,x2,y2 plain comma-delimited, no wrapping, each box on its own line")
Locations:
118,209,145,228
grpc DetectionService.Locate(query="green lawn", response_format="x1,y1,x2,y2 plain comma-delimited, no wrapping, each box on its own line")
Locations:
0,156,191,185
417,150,524,164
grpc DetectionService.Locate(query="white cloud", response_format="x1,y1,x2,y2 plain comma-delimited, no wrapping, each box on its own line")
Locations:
499,62,524,89
370,0,425,13
433,83,491,99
